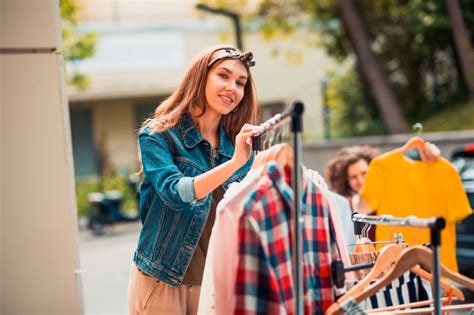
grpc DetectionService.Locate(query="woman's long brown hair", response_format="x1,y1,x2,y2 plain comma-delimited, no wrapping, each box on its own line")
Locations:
140,44,259,143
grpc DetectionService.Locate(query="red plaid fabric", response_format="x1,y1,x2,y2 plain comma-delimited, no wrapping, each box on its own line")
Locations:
234,163,339,315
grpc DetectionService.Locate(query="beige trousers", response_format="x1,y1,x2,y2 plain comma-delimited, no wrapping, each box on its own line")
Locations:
128,264,201,315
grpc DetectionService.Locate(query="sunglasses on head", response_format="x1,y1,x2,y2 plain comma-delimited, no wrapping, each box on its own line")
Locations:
208,48,256,69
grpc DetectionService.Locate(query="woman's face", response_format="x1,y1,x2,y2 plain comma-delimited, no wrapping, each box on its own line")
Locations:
205,59,248,116
347,158,369,193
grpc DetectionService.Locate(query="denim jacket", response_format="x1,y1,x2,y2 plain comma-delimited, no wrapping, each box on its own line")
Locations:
133,112,252,287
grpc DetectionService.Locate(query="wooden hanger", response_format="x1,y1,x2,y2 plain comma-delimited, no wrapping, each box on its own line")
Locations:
369,303,474,314
399,136,425,152
398,122,428,161
397,136,428,161
328,245,474,314
414,267,464,300
366,297,459,313
331,244,462,307
326,245,467,314
353,237,376,254
251,143,293,176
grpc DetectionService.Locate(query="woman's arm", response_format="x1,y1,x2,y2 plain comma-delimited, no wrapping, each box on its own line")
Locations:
140,132,209,211
194,124,256,199
193,159,242,200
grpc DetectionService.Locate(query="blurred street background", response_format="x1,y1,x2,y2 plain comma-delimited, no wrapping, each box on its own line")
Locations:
2,0,473,313
67,0,473,314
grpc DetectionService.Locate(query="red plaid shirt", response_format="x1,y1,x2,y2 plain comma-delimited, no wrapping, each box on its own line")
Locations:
235,163,340,315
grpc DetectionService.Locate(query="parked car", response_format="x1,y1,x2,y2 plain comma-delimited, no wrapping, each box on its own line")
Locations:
451,144,474,277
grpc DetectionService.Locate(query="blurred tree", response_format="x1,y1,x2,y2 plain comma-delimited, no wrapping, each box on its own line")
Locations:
199,0,474,134
445,0,474,103
338,0,409,133
326,70,387,137
60,0,97,91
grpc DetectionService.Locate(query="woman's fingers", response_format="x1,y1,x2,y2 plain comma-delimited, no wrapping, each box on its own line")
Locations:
240,124,261,134
236,124,260,149
423,142,440,162
238,129,258,140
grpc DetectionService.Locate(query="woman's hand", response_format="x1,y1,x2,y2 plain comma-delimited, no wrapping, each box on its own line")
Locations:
423,141,441,162
194,124,259,200
231,124,259,168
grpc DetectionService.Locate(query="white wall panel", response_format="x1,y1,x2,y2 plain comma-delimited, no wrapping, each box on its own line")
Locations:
1,0,60,49
0,53,4,314
1,53,82,315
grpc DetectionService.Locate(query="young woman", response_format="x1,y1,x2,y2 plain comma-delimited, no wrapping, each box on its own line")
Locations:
326,144,440,213
128,45,259,314
325,146,380,213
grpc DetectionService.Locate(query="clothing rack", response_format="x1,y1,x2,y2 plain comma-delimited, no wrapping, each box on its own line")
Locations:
352,213,446,315
252,101,304,314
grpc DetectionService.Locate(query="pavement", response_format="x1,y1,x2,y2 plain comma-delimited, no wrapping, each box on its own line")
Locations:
79,221,141,315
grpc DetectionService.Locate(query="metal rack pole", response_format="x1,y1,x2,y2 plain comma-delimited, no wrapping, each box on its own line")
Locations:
430,218,446,315
351,213,446,315
250,101,305,314
291,101,304,315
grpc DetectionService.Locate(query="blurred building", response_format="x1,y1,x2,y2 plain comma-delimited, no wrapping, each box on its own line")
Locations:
69,0,340,177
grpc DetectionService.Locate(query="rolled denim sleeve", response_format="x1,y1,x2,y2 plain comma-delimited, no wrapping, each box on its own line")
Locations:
176,176,195,203
139,132,208,211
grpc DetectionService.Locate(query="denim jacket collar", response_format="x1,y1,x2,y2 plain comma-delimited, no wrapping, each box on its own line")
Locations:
179,112,234,159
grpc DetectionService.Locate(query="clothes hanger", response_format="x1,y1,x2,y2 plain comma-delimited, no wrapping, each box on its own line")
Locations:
267,128,276,149
330,244,401,309
369,303,474,314
414,267,464,300
366,297,459,313
250,143,293,176
398,123,427,161
337,245,474,313
353,224,376,254
261,132,269,151
351,244,465,303
326,245,467,314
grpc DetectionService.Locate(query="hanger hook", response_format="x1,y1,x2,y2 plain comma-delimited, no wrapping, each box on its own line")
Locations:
412,122,423,137
268,128,275,147
260,133,268,150
366,223,373,239
277,126,283,143
362,222,368,238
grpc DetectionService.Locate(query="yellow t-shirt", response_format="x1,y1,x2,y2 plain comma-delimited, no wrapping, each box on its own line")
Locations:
360,150,472,271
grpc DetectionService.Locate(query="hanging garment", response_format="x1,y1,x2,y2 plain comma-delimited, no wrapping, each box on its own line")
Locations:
198,170,260,315
354,237,377,254
304,168,353,286
318,185,355,283
358,271,432,310
349,250,379,281
360,150,471,271
327,191,356,253
234,162,340,315
341,272,432,313
340,272,432,314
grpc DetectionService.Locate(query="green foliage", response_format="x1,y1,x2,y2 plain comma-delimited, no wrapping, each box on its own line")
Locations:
59,0,79,23
326,70,386,137
60,0,97,91
296,0,473,123
205,0,474,133
423,101,474,132
69,72,91,90
75,175,139,218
